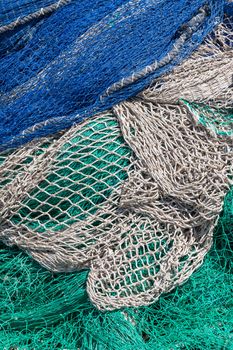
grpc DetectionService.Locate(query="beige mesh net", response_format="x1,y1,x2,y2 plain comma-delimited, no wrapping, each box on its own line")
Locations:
0,115,133,272
142,21,233,108
88,101,232,310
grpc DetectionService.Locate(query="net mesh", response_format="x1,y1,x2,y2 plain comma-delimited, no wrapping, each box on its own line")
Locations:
183,101,233,137
0,187,232,349
0,103,232,310
0,0,71,33
0,6,232,346
141,17,233,108
0,0,225,150
0,17,232,311
0,114,133,272
91,100,231,310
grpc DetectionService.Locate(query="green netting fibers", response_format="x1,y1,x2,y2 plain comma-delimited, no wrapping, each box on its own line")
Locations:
0,114,131,233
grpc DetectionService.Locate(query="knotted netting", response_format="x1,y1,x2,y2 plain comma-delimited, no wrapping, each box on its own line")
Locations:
0,14,232,311
0,0,233,348
0,186,232,349
0,0,226,150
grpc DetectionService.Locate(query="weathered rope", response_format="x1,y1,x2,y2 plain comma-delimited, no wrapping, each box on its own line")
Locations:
0,0,71,34
103,5,208,97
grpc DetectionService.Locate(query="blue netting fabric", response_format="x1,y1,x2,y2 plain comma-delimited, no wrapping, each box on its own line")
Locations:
225,1,233,16
0,0,55,27
0,0,57,58
0,0,225,150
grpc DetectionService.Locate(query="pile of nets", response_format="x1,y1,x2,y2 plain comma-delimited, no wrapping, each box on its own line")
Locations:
0,187,232,349
0,0,233,348
0,13,232,310
1,104,232,311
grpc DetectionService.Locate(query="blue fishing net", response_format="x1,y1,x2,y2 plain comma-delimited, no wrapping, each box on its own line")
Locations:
225,1,233,16
0,0,56,57
0,0,225,150
0,0,55,26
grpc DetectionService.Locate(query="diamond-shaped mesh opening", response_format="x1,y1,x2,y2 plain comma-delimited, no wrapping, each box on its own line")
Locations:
87,215,214,310
4,115,131,233
0,115,130,235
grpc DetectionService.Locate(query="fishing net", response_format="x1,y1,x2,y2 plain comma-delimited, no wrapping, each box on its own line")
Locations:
141,18,233,108
0,103,232,311
0,0,70,33
0,15,232,311
0,0,225,150
0,2,232,347
0,114,133,273
0,186,232,349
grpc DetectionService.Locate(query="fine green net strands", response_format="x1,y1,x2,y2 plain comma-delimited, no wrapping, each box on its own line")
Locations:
0,114,131,233
0,114,132,219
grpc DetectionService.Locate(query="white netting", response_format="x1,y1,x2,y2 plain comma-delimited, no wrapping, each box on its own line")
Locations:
0,103,231,310
87,101,232,310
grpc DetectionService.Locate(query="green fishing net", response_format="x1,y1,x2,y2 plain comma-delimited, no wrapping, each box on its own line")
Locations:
0,186,232,349
0,114,131,232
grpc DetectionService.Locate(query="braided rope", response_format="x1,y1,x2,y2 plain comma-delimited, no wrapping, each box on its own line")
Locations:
0,0,71,34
